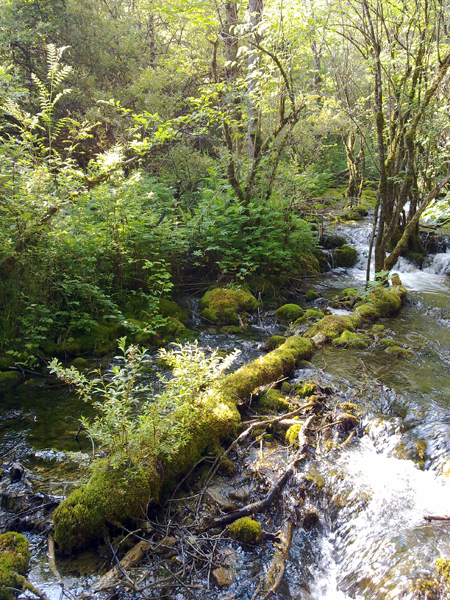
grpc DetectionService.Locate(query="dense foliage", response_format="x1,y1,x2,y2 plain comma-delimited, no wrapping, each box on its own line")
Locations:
0,0,449,359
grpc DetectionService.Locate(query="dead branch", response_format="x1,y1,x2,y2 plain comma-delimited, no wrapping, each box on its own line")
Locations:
261,520,293,600
93,540,150,592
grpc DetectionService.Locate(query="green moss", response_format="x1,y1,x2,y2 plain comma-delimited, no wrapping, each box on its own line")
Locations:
256,389,290,413
163,317,186,338
54,375,243,554
43,324,120,357
292,381,316,397
405,250,425,267
0,532,30,600
199,288,258,325
335,245,357,267
340,209,363,221
0,371,21,386
0,357,14,371
70,357,89,370
321,234,346,249
286,423,302,445
363,287,402,317
293,309,324,326
353,303,380,324
265,335,286,350
159,299,189,324
280,381,291,393
229,517,262,544
218,455,237,477
312,248,329,271
306,315,355,341
385,345,414,359
305,289,319,302
379,338,396,347
274,304,304,322
221,326,242,334
437,558,450,583
333,330,369,349
371,324,385,332
341,288,360,298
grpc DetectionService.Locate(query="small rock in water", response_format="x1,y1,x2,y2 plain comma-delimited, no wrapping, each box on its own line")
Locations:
212,566,236,587
10,462,24,482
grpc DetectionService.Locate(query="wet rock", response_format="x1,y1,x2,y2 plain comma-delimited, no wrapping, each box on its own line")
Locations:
212,566,236,587
229,485,252,503
207,480,238,512
302,508,320,529
321,233,347,249
220,547,240,569
9,463,24,482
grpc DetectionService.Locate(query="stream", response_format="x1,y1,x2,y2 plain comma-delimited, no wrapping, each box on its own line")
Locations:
2,216,450,599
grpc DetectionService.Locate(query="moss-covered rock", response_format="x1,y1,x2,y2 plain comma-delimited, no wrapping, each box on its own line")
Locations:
385,345,414,359
335,245,357,267
312,248,329,272
0,357,14,372
295,381,317,397
364,287,402,317
321,234,347,249
379,338,396,347
229,517,262,544
305,314,355,341
43,323,120,358
333,330,369,349
256,389,290,413
286,423,303,445
70,357,90,370
353,303,380,324
0,532,30,600
265,335,286,351
159,298,189,324
199,288,258,325
0,371,21,387
220,325,242,334
405,250,425,267
293,309,325,327
163,317,186,338
280,381,291,393
305,289,319,302
274,304,304,322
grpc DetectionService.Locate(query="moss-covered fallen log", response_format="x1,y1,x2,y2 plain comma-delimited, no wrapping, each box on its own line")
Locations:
53,336,315,553
52,283,407,554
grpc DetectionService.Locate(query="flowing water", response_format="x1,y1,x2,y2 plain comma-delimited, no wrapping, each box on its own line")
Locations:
1,217,450,599
285,220,450,599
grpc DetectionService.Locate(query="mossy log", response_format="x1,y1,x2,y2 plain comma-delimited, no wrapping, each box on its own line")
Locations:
53,336,315,554
53,285,407,554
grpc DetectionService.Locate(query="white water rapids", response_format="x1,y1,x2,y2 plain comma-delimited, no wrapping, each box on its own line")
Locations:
287,220,450,599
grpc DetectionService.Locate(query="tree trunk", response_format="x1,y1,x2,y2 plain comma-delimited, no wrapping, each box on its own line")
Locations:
247,0,263,161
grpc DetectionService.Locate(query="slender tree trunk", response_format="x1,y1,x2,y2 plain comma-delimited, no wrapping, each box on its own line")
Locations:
247,0,263,162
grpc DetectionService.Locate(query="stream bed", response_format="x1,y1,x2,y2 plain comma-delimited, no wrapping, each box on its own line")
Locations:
2,218,450,599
